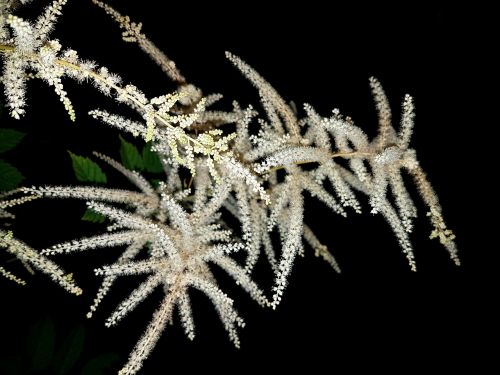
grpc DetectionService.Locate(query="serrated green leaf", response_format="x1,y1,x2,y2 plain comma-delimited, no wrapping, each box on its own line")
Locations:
81,353,120,375
26,317,56,372
68,151,107,184
0,159,24,191
119,135,144,171
142,143,163,173
53,325,85,375
81,208,106,223
0,128,26,153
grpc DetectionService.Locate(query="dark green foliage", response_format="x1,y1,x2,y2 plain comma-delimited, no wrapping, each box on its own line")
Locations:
0,317,119,375
52,325,85,375
0,128,25,153
120,136,164,173
68,151,107,223
0,160,24,191
81,208,106,223
81,353,120,375
68,151,107,184
0,128,25,191
119,135,144,171
142,142,163,173
27,317,56,372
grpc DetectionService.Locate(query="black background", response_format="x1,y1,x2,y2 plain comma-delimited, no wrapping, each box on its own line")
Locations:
1,1,494,374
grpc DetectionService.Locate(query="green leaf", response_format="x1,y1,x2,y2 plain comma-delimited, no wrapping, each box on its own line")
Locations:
53,325,85,375
119,135,144,171
68,151,107,184
81,208,106,223
0,128,26,153
142,143,163,173
0,159,24,191
26,317,56,372
81,353,120,375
